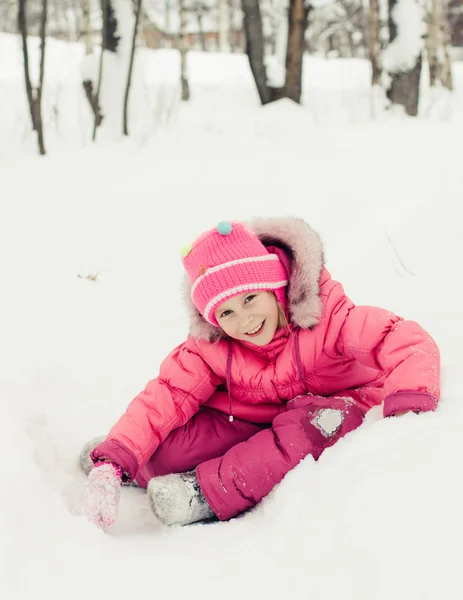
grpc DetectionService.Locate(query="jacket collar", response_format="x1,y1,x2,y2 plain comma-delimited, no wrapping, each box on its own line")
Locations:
238,325,292,361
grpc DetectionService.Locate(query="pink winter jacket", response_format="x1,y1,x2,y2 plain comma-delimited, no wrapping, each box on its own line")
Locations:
91,218,440,482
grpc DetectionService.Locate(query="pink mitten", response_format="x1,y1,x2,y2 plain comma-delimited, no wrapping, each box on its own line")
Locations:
81,462,123,530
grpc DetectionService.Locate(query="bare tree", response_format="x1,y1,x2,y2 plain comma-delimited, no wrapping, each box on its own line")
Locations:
179,0,190,100
51,0,68,38
123,0,143,135
83,0,106,141
101,0,120,51
1,0,18,32
218,0,230,51
285,0,311,102
306,1,366,58
18,0,48,155
440,1,453,89
242,0,311,105
241,0,272,104
366,0,382,85
195,2,207,51
425,0,453,89
92,0,110,140
386,0,424,116
84,0,122,140
81,0,94,54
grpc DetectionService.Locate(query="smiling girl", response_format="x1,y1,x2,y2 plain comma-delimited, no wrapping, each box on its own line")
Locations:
79,218,439,529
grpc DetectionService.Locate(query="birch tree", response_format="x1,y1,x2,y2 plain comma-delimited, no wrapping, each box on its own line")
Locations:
18,0,48,155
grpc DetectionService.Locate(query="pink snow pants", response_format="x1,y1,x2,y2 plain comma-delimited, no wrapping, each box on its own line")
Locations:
137,394,364,521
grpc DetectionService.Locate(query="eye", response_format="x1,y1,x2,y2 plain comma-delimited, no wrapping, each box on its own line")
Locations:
219,309,232,319
244,294,256,304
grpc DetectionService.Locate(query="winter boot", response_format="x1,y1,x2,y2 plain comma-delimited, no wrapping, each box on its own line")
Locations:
147,471,215,526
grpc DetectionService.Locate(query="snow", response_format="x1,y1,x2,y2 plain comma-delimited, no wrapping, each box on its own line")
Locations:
2,32,462,155
383,0,426,72
2,32,463,600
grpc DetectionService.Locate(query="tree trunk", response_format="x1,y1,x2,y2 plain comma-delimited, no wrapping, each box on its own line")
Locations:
440,0,453,90
387,49,422,116
241,0,272,104
18,0,48,155
179,0,190,100
218,0,229,52
103,0,119,52
92,0,108,140
36,0,48,155
367,0,382,85
386,0,423,116
165,0,171,47
228,0,238,52
81,0,93,54
284,0,310,103
18,0,37,131
81,0,97,131
426,0,438,86
123,0,142,135
426,0,453,90
196,10,207,52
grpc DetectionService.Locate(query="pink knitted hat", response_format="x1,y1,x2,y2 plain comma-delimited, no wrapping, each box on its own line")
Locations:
182,221,288,326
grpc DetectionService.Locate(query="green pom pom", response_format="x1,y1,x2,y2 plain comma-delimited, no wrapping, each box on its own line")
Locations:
217,221,232,235
180,243,193,258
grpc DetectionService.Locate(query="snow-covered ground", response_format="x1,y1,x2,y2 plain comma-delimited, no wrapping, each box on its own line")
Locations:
1,31,462,156
2,33,463,600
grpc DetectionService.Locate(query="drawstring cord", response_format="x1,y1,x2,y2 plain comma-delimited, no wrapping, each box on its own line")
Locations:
226,339,234,422
226,328,307,423
294,328,309,394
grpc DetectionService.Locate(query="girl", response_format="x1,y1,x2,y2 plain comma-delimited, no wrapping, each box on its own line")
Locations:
79,217,440,529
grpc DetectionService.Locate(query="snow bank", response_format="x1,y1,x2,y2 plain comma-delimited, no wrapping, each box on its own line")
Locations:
2,32,463,157
2,118,463,599
1,66,463,598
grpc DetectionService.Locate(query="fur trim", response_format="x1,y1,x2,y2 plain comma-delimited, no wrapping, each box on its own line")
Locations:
182,217,324,341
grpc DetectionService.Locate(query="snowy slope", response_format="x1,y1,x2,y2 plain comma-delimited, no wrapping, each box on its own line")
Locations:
2,34,463,600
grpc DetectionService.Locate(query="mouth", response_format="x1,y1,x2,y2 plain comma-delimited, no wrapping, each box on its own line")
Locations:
245,321,265,337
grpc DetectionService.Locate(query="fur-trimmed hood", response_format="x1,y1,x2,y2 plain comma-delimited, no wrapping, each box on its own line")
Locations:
183,217,325,341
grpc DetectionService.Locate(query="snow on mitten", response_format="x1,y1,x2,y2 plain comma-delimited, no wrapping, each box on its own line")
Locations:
81,462,123,530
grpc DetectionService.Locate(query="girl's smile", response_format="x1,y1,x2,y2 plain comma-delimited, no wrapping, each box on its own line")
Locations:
214,291,280,346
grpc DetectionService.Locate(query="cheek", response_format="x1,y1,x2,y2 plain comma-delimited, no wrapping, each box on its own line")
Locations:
266,301,279,322
220,320,237,337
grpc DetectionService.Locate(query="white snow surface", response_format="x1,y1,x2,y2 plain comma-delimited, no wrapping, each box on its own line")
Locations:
2,32,462,157
2,33,463,600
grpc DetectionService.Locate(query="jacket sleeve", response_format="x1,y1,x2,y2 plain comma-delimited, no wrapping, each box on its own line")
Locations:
90,338,223,482
323,282,440,417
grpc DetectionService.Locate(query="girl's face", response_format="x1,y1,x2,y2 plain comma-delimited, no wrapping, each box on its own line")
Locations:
214,291,280,346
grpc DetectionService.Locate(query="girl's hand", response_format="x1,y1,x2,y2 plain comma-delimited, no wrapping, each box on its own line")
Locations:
392,411,409,417
80,462,123,530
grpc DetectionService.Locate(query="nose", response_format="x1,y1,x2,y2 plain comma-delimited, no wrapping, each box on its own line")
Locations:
239,314,254,333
